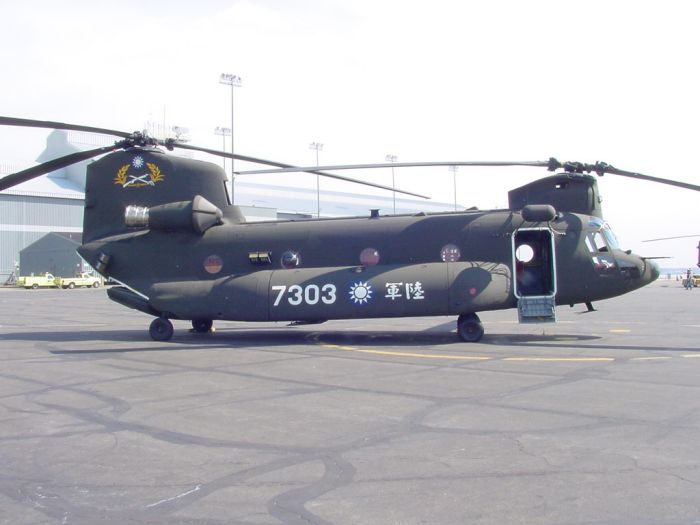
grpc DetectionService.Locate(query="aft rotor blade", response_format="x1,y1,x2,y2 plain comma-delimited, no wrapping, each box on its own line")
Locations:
0,145,120,191
0,116,132,138
236,160,552,175
172,142,430,199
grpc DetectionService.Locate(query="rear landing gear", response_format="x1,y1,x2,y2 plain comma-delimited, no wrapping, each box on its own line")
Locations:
457,313,484,342
191,319,213,333
149,317,174,341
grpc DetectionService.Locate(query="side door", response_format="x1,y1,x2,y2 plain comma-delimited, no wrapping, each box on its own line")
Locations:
513,228,556,298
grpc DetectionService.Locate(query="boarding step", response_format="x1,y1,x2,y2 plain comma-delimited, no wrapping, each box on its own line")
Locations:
518,295,556,323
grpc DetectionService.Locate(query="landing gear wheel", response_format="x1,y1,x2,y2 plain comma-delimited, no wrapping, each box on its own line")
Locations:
457,313,484,342
192,319,213,333
149,317,174,341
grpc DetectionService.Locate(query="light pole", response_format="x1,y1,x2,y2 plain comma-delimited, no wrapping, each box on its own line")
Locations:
449,165,459,211
214,126,231,171
310,142,323,217
219,73,242,203
385,154,397,214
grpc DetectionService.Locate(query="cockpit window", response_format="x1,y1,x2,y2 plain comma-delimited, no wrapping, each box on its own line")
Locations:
585,231,608,252
586,220,617,274
602,223,620,250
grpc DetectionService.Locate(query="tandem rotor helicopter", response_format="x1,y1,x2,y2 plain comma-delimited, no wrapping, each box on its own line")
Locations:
2,116,698,342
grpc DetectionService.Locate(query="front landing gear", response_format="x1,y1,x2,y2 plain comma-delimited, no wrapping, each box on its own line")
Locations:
457,313,484,342
149,317,174,341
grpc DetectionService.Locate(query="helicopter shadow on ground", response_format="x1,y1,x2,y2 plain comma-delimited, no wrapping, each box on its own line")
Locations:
4,324,697,357
33,327,598,356
39,327,467,355
0,326,459,356
0,327,324,355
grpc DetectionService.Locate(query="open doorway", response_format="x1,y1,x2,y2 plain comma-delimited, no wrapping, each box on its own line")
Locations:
513,228,555,297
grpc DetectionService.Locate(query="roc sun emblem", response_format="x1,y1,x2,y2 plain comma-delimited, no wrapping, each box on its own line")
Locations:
114,156,165,188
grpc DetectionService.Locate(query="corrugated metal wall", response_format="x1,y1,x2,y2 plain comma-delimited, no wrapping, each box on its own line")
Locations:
0,194,83,280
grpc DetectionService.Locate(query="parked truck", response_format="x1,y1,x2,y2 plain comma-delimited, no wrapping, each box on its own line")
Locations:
16,273,58,289
57,272,101,289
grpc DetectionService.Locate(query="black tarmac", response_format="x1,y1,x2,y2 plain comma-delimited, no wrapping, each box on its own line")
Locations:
0,279,699,524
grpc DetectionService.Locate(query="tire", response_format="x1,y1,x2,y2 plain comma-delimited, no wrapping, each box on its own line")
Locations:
457,313,484,343
92,281,100,288
31,283,38,289
149,317,174,341
68,282,75,289
192,319,213,333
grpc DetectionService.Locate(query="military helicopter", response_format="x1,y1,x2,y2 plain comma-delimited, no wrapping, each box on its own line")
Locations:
2,116,697,342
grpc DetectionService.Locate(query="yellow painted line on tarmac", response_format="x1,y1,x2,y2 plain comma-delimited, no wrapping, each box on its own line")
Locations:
321,344,699,364
322,344,492,361
503,357,615,362
609,329,631,333
324,344,611,362
323,344,357,351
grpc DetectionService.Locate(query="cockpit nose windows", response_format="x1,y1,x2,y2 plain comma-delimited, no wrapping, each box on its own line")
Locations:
602,225,620,250
585,226,617,274
585,231,608,252
587,219,621,251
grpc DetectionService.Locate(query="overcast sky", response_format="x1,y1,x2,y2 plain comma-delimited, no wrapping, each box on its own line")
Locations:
1,0,698,267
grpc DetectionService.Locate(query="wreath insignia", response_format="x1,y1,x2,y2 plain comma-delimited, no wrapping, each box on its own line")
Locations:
114,159,166,188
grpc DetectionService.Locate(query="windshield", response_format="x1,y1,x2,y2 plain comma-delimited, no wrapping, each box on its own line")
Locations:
585,218,618,274
602,223,620,250
586,219,621,250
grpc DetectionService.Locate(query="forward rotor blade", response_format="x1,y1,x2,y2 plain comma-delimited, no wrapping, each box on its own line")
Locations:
0,145,120,191
0,116,132,138
240,158,700,193
593,163,700,192
643,234,700,242
557,160,700,192
172,142,430,199
236,160,552,175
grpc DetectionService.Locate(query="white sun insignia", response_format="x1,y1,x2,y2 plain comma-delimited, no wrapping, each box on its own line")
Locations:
349,281,373,305
132,156,145,169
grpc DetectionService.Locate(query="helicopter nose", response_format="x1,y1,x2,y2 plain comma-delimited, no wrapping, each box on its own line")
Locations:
645,258,660,283
616,252,658,289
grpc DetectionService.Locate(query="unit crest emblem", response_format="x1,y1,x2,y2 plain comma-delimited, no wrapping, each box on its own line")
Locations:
114,156,165,188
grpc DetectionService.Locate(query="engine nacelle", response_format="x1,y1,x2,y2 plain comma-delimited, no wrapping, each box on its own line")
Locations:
125,195,223,234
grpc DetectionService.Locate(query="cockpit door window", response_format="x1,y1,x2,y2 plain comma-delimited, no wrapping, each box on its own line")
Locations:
586,223,617,274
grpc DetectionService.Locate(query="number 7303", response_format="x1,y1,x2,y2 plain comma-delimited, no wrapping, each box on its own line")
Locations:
271,284,337,306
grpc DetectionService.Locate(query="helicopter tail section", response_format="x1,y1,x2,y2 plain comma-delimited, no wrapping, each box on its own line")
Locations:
82,149,233,243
